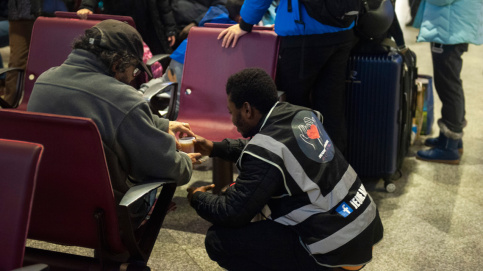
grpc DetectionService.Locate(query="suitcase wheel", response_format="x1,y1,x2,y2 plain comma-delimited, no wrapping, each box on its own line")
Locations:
384,180,396,193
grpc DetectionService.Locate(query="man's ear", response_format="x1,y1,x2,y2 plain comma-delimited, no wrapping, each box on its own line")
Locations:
242,102,252,118
111,60,119,74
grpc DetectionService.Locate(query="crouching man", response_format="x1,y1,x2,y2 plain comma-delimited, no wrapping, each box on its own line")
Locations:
188,68,383,270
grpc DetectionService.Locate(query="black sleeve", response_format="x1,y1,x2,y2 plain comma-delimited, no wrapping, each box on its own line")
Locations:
78,0,99,11
192,0,226,25
210,138,248,163
387,1,405,48
239,18,253,32
157,0,177,36
190,153,283,227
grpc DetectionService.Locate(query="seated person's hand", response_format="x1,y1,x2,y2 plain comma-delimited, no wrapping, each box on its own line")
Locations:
169,121,194,149
218,24,248,48
187,152,203,165
193,135,213,156
169,121,194,138
77,8,93,20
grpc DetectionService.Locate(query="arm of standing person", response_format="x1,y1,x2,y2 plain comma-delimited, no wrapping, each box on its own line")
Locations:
77,0,98,19
156,0,178,47
217,0,273,47
188,153,284,227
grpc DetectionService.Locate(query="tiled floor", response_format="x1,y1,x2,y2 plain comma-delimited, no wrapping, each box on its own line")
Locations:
19,1,483,270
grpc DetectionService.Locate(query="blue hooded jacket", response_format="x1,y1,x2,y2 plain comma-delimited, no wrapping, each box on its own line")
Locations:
240,0,353,36
415,0,483,45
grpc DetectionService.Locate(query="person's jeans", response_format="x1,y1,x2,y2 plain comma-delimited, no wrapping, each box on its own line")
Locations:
431,42,468,133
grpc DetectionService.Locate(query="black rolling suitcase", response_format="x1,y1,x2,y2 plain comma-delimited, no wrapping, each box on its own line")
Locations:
345,49,417,192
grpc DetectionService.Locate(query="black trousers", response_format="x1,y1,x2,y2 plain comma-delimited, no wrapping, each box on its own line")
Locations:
205,220,331,271
431,42,468,133
276,38,354,155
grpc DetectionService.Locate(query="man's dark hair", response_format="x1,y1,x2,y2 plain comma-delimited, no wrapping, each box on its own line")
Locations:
72,28,138,75
226,68,278,114
226,0,244,21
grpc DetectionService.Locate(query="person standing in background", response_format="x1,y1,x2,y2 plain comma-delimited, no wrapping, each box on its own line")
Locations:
3,0,70,108
415,0,483,164
0,0,9,94
77,0,177,54
406,0,421,26
217,0,356,156
170,0,227,48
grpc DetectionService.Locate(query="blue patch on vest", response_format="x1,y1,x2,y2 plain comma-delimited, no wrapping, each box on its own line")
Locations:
292,111,335,163
336,202,353,218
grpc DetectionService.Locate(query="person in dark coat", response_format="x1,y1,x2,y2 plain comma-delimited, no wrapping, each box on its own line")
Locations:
170,0,226,47
77,0,177,54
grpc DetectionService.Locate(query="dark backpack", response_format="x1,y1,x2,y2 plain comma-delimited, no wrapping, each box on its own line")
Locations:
292,0,362,28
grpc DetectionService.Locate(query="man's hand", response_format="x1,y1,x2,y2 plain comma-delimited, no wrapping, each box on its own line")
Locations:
218,24,248,48
187,184,215,203
168,35,176,47
193,135,214,156
77,8,93,20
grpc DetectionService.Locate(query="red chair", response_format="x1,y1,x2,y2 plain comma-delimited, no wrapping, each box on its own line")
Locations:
54,11,136,28
177,26,279,191
203,22,275,31
0,139,47,271
6,17,100,110
19,13,134,111
0,109,177,270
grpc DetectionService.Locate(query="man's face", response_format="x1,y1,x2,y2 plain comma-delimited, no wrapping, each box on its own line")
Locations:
227,95,250,138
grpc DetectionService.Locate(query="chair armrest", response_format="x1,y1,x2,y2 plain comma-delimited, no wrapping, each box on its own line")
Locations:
142,81,178,119
142,81,176,102
11,264,49,271
0,67,25,108
146,54,171,72
119,181,168,207
116,180,177,262
0,67,24,75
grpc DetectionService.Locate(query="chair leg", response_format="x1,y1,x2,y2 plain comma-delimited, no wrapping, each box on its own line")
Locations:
212,157,234,194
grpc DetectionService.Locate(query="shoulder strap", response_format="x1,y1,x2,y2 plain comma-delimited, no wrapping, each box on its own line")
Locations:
287,0,305,25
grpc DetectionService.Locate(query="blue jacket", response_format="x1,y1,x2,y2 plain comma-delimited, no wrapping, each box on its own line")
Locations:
416,0,483,45
240,0,353,36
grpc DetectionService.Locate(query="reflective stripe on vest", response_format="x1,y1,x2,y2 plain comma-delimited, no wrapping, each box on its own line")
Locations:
246,133,358,224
